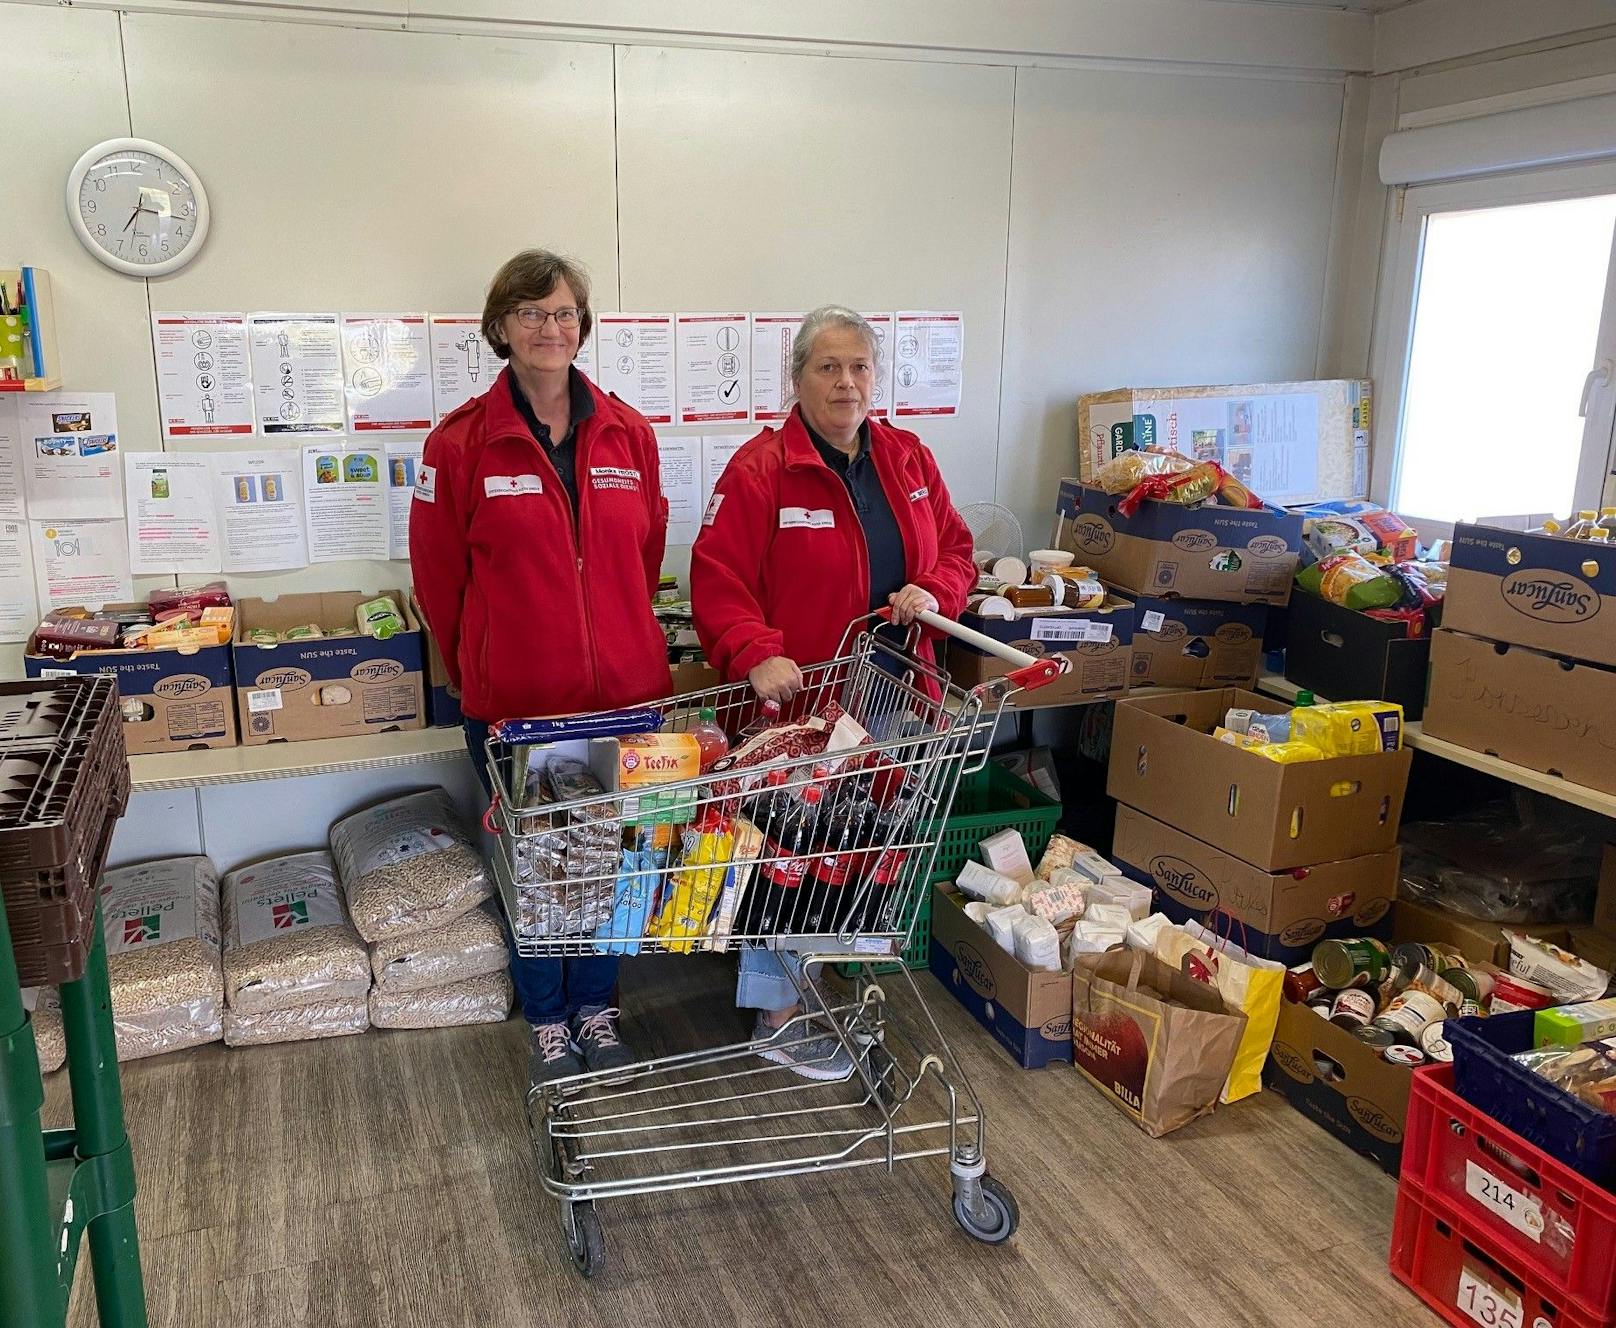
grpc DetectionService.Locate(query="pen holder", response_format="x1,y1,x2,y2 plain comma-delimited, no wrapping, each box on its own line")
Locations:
0,312,25,382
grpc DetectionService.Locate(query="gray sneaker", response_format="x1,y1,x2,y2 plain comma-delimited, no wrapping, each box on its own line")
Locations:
753,1015,856,1082
529,1021,584,1091
571,1005,637,1083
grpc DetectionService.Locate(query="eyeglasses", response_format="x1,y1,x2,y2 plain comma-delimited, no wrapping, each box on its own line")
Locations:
512,306,582,329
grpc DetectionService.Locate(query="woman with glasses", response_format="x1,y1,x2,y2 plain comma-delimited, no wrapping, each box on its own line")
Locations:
411,249,671,1090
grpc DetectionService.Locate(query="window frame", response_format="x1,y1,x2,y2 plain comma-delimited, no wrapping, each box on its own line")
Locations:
1369,160,1616,541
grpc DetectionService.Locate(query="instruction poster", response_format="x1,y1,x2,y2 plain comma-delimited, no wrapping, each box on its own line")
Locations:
341,314,434,432
892,312,963,418
700,435,749,512
429,316,500,422
151,313,255,438
300,443,388,562
676,313,750,426
573,324,597,380
248,314,345,435
212,451,307,572
0,520,37,642
123,452,221,575
595,314,675,425
19,392,123,519
861,312,895,420
656,436,702,546
750,314,803,423
0,397,23,518
31,519,133,609
385,440,424,560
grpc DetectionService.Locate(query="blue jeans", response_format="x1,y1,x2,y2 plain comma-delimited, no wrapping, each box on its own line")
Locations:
465,719,618,1026
737,946,806,1014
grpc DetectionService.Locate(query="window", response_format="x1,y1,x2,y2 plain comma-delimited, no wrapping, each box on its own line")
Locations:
1374,164,1616,530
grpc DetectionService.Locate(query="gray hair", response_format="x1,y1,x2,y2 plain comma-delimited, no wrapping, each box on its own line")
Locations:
790,305,880,385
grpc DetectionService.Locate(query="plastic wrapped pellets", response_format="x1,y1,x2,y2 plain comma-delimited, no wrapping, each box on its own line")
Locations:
331,789,492,943
24,988,64,1074
369,971,513,1030
100,856,225,1060
222,852,370,1014
369,903,508,993
223,996,370,1047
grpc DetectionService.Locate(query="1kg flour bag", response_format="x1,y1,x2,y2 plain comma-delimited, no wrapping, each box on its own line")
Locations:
331,789,491,943
222,851,370,1014
100,856,226,1061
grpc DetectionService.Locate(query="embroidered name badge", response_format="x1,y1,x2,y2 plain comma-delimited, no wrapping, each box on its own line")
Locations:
779,508,836,529
484,474,543,498
413,465,436,504
703,493,725,527
909,486,929,502
590,466,642,492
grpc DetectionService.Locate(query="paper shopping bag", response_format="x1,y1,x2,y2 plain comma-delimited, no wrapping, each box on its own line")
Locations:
1070,950,1247,1137
1154,913,1283,1104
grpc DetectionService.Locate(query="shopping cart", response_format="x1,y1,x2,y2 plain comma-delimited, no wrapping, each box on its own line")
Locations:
483,610,1066,1277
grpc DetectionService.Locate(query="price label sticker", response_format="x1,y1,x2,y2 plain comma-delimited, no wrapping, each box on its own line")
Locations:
1466,1161,1544,1242
1140,610,1166,632
1457,1265,1523,1328
38,668,77,679
853,936,894,956
247,688,283,713
1030,618,1085,644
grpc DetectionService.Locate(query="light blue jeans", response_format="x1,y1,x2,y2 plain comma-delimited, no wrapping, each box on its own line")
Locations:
737,945,806,1014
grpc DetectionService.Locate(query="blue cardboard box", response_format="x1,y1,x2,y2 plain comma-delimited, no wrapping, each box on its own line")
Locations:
1126,594,1267,690
1052,479,1302,606
928,883,1071,1069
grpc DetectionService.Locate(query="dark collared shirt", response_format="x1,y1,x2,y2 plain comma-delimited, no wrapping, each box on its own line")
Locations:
803,415,907,614
509,366,596,515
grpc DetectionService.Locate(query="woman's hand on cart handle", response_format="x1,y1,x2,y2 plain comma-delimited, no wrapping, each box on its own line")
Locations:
887,584,939,626
748,655,803,705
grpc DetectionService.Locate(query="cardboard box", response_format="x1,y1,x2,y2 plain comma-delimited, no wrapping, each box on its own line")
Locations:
409,592,463,729
1075,379,1370,508
670,661,720,696
1126,594,1266,690
928,883,1071,1068
1107,688,1412,871
1110,804,1397,964
1052,480,1302,606
1282,588,1433,721
1389,897,1568,968
24,604,237,754
947,595,1135,708
1422,628,1616,796
1445,522,1616,668
1264,997,1409,1175
1597,843,1616,937
233,591,424,745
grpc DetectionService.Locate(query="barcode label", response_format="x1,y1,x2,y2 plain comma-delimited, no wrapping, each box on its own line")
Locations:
39,668,77,679
1141,610,1166,632
247,689,283,713
1031,618,1113,645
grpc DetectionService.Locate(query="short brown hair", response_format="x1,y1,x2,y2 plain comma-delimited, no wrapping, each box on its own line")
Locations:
481,249,593,359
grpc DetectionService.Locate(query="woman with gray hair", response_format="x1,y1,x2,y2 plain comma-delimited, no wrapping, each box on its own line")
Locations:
690,305,975,1080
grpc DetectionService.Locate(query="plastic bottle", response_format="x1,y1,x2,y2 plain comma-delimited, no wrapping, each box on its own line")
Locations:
1534,518,1563,537
759,781,825,890
689,707,729,771
737,698,782,743
1600,506,1616,534
1295,690,1315,708
1567,510,1599,539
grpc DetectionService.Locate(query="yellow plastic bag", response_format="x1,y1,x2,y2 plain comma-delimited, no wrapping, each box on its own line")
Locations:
1292,701,1404,755
1154,916,1283,1104
651,820,735,953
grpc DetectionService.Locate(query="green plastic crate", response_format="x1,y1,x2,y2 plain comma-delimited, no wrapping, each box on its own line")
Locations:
923,761,1062,883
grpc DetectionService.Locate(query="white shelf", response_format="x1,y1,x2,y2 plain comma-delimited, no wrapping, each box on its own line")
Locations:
128,727,468,792
1256,673,1616,819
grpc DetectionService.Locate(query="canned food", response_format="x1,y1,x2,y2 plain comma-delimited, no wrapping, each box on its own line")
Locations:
1285,963,1327,1005
1395,957,1462,1011
1421,1022,1454,1063
1467,969,1496,1004
1371,988,1446,1044
1441,967,1481,1004
1459,998,1484,1019
1491,973,1554,1013
1312,938,1392,990
1329,988,1377,1030
1353,1026,1397,1051
1392,942,1440,973
1383,1044,1428,1068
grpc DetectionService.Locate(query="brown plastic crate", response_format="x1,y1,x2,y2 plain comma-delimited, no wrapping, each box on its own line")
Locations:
9,808,121,986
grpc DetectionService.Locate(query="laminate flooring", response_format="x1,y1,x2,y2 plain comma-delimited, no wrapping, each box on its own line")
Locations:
41,956,1430,1328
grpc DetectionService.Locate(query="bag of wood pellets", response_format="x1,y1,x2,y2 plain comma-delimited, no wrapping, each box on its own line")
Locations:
223,996,370,1047
222,851,370,1014
24,988,65,1074
369,902,508,993
369,971,512,1030
331,789,491,944
100,856,225,1061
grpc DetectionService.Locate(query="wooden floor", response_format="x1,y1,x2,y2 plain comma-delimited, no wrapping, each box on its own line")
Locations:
43,956,1431,1328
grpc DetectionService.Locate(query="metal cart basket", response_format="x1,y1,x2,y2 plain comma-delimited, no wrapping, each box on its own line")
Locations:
483,611,1064,1276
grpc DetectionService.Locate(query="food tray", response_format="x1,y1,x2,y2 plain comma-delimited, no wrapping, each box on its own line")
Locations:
1447,1011,1616,1190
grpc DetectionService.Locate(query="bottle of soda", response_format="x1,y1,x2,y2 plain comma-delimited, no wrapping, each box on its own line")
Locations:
759,780,824,891
689,707,729,771
736,698,783,745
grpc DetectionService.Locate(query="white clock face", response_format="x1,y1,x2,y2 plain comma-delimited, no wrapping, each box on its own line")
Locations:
66,139,209,277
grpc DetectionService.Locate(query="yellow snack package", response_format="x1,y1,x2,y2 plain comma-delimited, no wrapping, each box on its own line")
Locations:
1292,701,1404,756
652,818,736,953
1248,741,1327,763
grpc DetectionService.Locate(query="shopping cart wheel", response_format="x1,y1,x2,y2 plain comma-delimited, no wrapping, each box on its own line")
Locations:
562,1201,606,1278
952,1175,1019,1245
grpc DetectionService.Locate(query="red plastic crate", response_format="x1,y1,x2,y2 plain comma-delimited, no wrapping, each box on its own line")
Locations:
1402,1063,1616,1322
1391,1187,1611,1328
